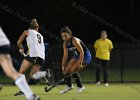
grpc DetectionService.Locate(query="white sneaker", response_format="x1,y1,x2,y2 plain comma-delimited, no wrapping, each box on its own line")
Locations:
96,82,100,86
77,86,86,93
32,71,46,79
104,83,109,87
27,94,40,100
59,85,74,94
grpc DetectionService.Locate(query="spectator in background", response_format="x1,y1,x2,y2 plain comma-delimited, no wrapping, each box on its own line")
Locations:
94,30,113,86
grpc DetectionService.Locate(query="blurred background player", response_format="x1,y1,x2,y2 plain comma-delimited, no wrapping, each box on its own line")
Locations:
94,30,113,86
15,19,45,96
0,26,40,100
59,26,91,94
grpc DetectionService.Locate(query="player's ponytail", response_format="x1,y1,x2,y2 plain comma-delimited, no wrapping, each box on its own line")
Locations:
30,18,39,29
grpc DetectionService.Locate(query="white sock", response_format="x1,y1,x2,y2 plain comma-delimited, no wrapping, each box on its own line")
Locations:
15,75,33,99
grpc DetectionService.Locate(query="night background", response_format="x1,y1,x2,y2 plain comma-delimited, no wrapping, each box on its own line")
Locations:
0,0,140,44
0,1,140,100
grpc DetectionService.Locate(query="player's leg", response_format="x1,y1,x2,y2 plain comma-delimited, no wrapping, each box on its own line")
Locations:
29,57,46,84
0,54,20,80
69,61,86,73
59,59,76,94
19,59,32,74
70,50,91,73
103,60,109,86
32,57,51,83
68,59,86,93
0,54,40,100
95,58,101,85
28,64,41,84
29,64,40,78
72,72,85,93
14,57,36,96
65,58,86,93
70,51,91,92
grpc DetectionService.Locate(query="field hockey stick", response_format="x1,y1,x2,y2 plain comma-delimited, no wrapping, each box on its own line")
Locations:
44,64,85,92
42,77,51,86
44,65,68,92
44,73,71,92
39,70,52,86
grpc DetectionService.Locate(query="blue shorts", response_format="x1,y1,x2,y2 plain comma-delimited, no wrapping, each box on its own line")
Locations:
73,50,92,65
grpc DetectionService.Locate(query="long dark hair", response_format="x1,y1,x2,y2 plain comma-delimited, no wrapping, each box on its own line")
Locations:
60,26,72,35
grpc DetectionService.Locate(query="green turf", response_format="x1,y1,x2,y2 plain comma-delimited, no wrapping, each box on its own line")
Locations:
0,83,140,100
0,67,140,84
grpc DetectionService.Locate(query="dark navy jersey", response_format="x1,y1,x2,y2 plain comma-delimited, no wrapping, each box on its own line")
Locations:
66,37,88,56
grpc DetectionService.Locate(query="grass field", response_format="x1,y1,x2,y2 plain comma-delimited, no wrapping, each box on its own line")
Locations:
0,68,140,83
0,83,140,100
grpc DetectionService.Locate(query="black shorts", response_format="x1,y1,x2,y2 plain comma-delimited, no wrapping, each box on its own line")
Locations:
25,55,44,67
0,45,11,54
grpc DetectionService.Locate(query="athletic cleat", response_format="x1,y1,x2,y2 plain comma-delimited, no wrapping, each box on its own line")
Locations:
96,82,100,86
32,71,47,79
77,86,86,93
14,91,24,96
28,94,40,100
59,85,74,94
104,83,109,87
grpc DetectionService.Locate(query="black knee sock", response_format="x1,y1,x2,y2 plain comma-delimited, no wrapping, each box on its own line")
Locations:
64,74,72,87
72,73,83,87
28,78,39,85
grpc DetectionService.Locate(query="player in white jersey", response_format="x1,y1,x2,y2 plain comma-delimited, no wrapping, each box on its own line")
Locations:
0,26,40,100
15,19,45,96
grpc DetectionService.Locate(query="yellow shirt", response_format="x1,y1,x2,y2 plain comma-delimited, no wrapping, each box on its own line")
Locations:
94,39,113,60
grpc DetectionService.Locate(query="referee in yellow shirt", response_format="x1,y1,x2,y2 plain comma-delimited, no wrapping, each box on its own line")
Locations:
94,30,113,86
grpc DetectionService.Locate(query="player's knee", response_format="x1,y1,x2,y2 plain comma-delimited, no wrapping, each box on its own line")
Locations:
64,70,70,75
5,72,11,78
19,67,26,74
72,73,79,78
70,67,78,74
5,71,16,79
72,73,80,80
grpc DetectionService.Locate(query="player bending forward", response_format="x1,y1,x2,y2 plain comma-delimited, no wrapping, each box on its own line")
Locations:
59,26,91,94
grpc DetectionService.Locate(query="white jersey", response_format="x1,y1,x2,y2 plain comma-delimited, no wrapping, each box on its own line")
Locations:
0,26,10,46
26,29,45,60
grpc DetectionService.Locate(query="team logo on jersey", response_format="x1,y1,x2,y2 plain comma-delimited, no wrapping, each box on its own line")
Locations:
68,47,76,51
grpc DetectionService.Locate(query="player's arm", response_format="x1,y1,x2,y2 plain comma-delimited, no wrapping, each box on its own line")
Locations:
94,40,98,52
72,37,84,66
109,40,113,52
17,30,28,54
62,42,68,72
109,48,112,52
